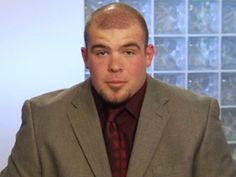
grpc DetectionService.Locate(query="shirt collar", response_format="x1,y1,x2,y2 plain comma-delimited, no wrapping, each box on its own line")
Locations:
125,80,147,119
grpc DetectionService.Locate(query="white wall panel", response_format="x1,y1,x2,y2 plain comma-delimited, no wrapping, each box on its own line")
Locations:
0,0,85,170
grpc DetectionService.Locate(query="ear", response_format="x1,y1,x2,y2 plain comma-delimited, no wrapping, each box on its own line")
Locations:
145,44,155,67
81,47,89,68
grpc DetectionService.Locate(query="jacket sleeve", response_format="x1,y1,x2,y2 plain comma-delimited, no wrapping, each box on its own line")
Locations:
193,99,236,177
0,100,41,177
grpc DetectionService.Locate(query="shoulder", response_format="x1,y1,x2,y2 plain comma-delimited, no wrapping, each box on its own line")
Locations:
147,76,220,139
25,79,90,111
148,75,214,102
147,76,218,116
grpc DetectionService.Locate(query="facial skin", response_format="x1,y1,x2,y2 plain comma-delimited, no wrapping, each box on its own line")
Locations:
81,23,155,104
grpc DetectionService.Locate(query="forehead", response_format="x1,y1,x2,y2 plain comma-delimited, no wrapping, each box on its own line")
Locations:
87,23,145,46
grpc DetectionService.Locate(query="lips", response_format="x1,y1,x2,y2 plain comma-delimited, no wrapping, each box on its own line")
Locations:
106,80,127,89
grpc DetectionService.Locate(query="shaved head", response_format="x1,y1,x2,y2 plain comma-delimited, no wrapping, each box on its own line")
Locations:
84,3,149,47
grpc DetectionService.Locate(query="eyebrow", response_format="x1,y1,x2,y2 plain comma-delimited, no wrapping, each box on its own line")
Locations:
91,44,108,52
90,42,141,51
122,43,141,50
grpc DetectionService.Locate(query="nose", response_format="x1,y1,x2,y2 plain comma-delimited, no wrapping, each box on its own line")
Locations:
108,54,123,72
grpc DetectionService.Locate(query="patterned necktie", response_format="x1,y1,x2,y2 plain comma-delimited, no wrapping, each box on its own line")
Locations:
105,108,128,177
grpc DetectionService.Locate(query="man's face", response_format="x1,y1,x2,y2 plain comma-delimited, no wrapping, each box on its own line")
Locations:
82,23,154,104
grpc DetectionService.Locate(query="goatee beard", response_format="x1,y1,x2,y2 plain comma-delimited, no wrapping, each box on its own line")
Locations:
99,89,132,105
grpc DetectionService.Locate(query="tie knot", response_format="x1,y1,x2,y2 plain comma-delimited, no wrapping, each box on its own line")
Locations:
106,107,123,122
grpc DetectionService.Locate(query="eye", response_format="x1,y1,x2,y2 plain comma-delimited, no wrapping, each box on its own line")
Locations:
95,50,109,57
124,50,135,56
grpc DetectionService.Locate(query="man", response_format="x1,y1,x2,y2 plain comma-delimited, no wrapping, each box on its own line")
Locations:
0,2,235,177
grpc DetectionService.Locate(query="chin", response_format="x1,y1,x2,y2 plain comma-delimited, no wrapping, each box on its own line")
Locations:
99,88,132,105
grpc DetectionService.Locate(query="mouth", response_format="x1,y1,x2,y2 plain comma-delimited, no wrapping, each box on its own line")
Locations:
106,80,127,89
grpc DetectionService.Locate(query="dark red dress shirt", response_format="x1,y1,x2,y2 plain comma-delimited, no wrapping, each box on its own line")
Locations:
91,80,147,172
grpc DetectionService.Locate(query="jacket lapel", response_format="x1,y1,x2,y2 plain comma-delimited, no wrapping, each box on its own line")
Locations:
127,77,171,177
67,81,112,177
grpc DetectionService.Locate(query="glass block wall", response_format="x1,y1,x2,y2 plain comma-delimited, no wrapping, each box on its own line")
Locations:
85,0,236,165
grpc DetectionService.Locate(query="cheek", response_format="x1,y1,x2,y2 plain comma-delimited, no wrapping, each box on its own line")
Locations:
89,66,104,89
127,59,147,74
89,62,107,78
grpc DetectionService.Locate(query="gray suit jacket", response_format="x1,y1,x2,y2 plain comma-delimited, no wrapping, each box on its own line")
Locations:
1,76,235,177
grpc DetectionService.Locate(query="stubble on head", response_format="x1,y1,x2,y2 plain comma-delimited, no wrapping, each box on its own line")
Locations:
84,3,148,47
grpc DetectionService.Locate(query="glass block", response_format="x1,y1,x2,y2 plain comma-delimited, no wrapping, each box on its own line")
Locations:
229,144,236,167
154,73,185,88
84,0,115,19
188,37,219,70
189,0,219,34
222,37,236,70
154,0,185,34
154,37,185,71
222,0,236,33
188,73,218,98
120,0,152,33
221,108,236,141
221,73,236,105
